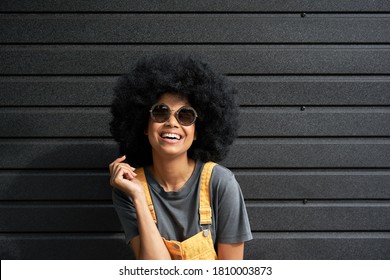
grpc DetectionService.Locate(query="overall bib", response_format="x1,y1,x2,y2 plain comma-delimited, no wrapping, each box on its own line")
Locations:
135,162,218,260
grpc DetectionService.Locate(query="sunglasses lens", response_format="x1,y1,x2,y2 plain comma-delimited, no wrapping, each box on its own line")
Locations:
150,103,197,126
178,108,197,125
151,104,170,123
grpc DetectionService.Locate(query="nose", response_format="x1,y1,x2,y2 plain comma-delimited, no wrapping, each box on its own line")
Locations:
164,112,180,127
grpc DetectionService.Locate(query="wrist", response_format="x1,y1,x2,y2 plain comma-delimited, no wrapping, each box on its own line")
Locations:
131,192,147,206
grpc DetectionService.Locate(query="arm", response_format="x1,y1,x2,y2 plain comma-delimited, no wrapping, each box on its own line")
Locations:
212,166,253,259
130,194,171,260
217,242,244,260
110,156,171,260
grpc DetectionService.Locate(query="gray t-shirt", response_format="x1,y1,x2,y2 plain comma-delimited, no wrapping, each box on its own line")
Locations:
112,160,253,248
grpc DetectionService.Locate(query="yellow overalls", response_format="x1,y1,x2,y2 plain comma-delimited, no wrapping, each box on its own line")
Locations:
135,162,218,260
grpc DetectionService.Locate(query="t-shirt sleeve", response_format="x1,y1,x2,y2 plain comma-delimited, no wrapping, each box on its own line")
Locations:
111,187,139,244
211,165,253,244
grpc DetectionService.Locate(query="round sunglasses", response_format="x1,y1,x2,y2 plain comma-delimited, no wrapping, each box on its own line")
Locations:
149,103,198,126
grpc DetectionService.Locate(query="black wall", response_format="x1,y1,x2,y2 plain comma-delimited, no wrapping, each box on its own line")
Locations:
1,1,390,259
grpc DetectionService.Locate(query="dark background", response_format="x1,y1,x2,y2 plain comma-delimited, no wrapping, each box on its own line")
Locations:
0,1,389,259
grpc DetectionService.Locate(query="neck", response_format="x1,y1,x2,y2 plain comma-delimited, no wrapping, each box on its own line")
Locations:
151,153,196,192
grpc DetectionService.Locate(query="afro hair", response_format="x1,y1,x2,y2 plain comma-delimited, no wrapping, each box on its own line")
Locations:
110,53,239,167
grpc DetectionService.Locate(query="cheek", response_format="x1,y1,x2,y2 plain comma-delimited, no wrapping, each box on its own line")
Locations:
186,126,196,140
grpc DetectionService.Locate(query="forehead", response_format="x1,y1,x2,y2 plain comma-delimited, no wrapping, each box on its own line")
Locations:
157,92,190,108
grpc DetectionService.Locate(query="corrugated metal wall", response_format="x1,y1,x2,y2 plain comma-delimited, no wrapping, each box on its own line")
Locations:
1,1,390,259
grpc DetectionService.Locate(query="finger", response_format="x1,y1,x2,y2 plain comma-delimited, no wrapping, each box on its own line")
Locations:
109,155,129,174
113,165,136,181
121,164,137,176
111,167,130,187
115,163,137,176
113,163,135,176
110,155,126,169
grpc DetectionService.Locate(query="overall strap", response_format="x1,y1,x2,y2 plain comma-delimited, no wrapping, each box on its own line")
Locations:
199,162,217,225
135,168,157,223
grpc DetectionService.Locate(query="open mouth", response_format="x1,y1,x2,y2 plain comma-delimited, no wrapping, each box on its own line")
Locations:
160,132,182,140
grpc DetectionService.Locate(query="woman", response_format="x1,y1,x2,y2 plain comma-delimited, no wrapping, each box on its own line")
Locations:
109,53,252,260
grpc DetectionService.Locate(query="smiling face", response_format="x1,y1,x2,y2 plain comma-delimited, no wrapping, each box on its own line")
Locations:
146,93,197,162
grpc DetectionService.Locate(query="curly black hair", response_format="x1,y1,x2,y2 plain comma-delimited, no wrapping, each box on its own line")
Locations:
110,53,238,167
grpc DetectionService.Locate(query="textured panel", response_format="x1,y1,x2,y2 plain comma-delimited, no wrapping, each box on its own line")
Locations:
233,76,390,106
0,108,110,137
225,139,390,168
0,233,133,260
2,76,390,106
246,202,390,231
0,203,121,232
0,139,116,169
1,139,390,169
1,202,389,232
2,107,390,137
240,107,390,137
0,171,111,200
2,14,390,43
236,170,390,199
1,1,389,12
1,45,390,75
0,76,115,106
245,232,390,260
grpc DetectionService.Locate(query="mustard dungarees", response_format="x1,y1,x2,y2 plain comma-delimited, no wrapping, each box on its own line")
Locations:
135,162,218,260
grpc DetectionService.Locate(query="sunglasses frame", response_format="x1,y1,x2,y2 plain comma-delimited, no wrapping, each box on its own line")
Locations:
149,103,198,126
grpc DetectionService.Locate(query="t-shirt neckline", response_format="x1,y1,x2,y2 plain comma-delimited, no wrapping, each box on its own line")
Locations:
144,160,203,199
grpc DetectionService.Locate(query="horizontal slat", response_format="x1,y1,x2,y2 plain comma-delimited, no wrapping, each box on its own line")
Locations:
246,202,390,231
0,233,133,260
225,139,390,168
1,139,389,169
2,107,390,137
0,139,116,169
1,202,389,232
1,45,390,75
1,170,390,200
2,76,390,106
236,170,390,199
0,171,111,200
0,204,121,232
0,108,109,137
0,76,115,106
1,0,389,12
245,232,390,260
240,107,390,137
233,76,390,106
2,14,390,43
2,232,390,260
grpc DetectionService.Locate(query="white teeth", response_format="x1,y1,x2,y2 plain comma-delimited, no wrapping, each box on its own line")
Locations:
162,133,181,140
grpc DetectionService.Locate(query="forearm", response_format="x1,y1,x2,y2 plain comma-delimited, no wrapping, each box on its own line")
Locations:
217,242,244,260
133,196,171,260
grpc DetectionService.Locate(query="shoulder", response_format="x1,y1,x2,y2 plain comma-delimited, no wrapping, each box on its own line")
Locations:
209,163,240,195
211,163,235,181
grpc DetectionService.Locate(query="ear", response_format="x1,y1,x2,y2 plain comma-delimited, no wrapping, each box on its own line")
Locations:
194,130,197,140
